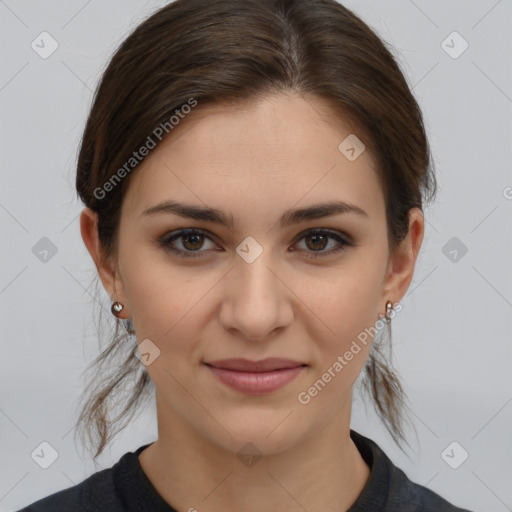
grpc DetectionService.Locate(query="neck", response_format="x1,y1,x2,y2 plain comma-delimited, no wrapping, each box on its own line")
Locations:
139,394,370,512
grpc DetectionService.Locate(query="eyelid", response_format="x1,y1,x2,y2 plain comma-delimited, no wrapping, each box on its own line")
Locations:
293,227,353,245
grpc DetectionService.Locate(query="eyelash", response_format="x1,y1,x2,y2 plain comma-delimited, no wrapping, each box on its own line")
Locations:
158,228,353,259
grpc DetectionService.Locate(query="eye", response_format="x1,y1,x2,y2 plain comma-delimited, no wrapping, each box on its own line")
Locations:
294,229,352,258
158,228,353,258
159,228,217,258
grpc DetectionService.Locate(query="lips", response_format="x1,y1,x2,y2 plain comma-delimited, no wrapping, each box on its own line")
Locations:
203,358,307,394
204,358,306,372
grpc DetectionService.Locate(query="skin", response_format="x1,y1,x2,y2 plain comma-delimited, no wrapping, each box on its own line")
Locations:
81,91,424,512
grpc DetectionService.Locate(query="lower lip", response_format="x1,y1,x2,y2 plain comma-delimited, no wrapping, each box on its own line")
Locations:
205,364,306,394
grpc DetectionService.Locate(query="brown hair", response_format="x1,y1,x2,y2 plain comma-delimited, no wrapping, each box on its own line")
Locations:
74,0,436,460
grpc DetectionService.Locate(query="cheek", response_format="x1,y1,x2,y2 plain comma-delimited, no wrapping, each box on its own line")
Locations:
297,276,381,406
298,257,385,400
309,257,385,342
120,245,219,356
118,243,184,335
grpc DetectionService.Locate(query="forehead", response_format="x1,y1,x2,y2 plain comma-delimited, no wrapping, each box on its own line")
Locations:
122,92,385,226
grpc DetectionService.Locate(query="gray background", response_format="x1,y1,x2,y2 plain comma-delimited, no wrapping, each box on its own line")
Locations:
1,1,511,511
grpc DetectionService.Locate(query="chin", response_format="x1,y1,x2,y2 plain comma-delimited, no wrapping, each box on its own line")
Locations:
204,413,310,457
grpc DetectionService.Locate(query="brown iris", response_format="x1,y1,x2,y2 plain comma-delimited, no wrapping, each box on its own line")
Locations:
182,233,205,251
304,233,328,251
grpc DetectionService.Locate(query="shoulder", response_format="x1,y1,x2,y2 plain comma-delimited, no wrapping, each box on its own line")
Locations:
14,457,122,512
350,430,474,512
386,462,473,512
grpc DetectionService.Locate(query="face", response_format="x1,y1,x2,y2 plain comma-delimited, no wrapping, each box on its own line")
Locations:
88,92,420,455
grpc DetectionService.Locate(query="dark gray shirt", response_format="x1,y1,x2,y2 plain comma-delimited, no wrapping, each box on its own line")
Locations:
17,430,473,512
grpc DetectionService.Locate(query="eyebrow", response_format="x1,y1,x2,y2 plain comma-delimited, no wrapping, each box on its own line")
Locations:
141,199,368,228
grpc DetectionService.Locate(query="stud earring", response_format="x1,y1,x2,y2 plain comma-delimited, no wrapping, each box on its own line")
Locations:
111,301,124,317
384,300,393,323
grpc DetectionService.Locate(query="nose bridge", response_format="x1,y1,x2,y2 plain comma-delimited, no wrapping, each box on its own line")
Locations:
238,248,279,300
221,239,291,340
235,233,281,294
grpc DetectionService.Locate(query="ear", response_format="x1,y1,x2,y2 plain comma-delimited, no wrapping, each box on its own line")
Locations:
381,207,425,307
80,207,130,319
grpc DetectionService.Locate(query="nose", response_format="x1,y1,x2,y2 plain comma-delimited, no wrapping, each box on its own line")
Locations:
218,249,294,342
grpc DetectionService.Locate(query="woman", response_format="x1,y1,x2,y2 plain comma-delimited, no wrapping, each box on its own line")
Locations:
18,0,473,510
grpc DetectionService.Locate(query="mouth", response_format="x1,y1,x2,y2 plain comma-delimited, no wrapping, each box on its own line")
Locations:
204,357,307,372
203,358,308,394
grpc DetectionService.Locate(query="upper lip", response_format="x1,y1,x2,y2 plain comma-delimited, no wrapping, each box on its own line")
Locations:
204,358,306,372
